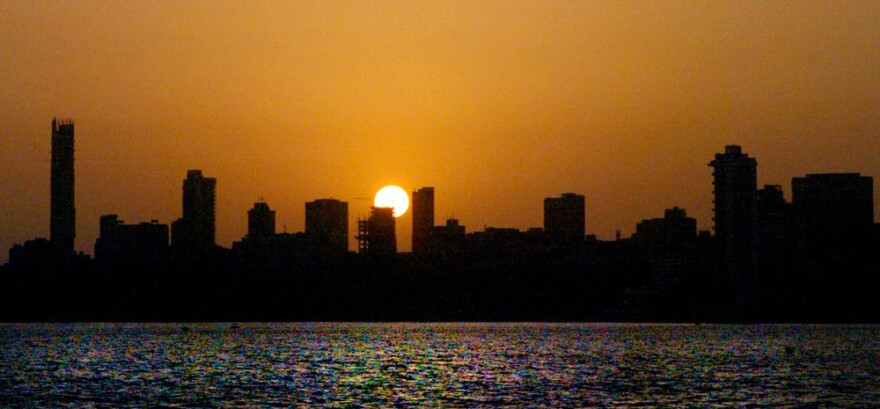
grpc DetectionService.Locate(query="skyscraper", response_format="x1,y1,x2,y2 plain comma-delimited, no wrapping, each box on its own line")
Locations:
543,193,585,248
248,202,276,239
50,118,75,253
709,145,758,280
305,198,349,253
411,187,435,254
171,170,216,251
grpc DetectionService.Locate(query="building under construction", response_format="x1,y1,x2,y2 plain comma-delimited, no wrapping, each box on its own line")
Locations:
356,207,396,256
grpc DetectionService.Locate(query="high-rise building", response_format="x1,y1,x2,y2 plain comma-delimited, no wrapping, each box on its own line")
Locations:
709,145,758,278
543,193,585,248
248,202,276,239
356,207,396,256
411,187,435,254
171,170,216,251
305,198,349,253
792,173,874,252
50,118,75,253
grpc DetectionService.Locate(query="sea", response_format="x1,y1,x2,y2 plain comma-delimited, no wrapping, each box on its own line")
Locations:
0,323,878,408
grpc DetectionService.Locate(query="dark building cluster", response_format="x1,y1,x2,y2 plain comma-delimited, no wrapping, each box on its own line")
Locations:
1,120,878,322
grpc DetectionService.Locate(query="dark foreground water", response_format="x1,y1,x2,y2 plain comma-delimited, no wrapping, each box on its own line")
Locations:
1,323,878,408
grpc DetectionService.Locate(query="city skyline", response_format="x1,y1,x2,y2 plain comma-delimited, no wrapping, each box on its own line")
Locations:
2,1,880,261
2,123,877,323
4,3,880,406
3,117,877,264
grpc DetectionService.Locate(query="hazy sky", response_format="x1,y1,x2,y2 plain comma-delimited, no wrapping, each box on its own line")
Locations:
2,0,879,259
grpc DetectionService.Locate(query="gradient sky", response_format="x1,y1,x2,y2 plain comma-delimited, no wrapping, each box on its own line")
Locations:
2,0,879,260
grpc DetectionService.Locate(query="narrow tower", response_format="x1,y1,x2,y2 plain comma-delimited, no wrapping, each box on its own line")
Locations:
709,145,758,281
411,187,435,255
50,118,75,253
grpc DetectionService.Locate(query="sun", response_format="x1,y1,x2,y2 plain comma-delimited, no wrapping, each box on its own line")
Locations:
374,185,409,217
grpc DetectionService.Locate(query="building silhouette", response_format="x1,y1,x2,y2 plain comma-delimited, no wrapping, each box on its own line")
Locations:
232,232,309,272
171,170,216,252
305,199,349,253
544,193,585,248
633,207,697,248
755,184,798,314
792,173,874,243
248,202,276,239
412,187,435,255
233,200,312,271
466,227,544,258
427,218,466,258
8,238,57,268
94,215,169,263
756,184,795,257
632,207,700,294
792,173,874,265
709,145,758,283
356,207,396,257
50,118,75,253
756,185,791,240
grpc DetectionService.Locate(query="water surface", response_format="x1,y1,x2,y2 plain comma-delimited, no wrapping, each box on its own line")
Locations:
1,323,878,407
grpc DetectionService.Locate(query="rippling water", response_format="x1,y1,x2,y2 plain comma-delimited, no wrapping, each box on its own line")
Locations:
1,323,878,407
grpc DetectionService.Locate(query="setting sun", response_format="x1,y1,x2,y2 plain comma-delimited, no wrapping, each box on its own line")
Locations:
374,185,409,217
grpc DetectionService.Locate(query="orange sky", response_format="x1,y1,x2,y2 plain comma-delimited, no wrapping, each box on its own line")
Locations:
1,0,879,259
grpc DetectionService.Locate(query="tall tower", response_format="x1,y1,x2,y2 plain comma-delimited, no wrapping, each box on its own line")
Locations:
50,118,75,253
544,193,585,248
248,202,276,239
305,198,349,253
171,170,216,251
709,145,758,280
411,187,434,254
